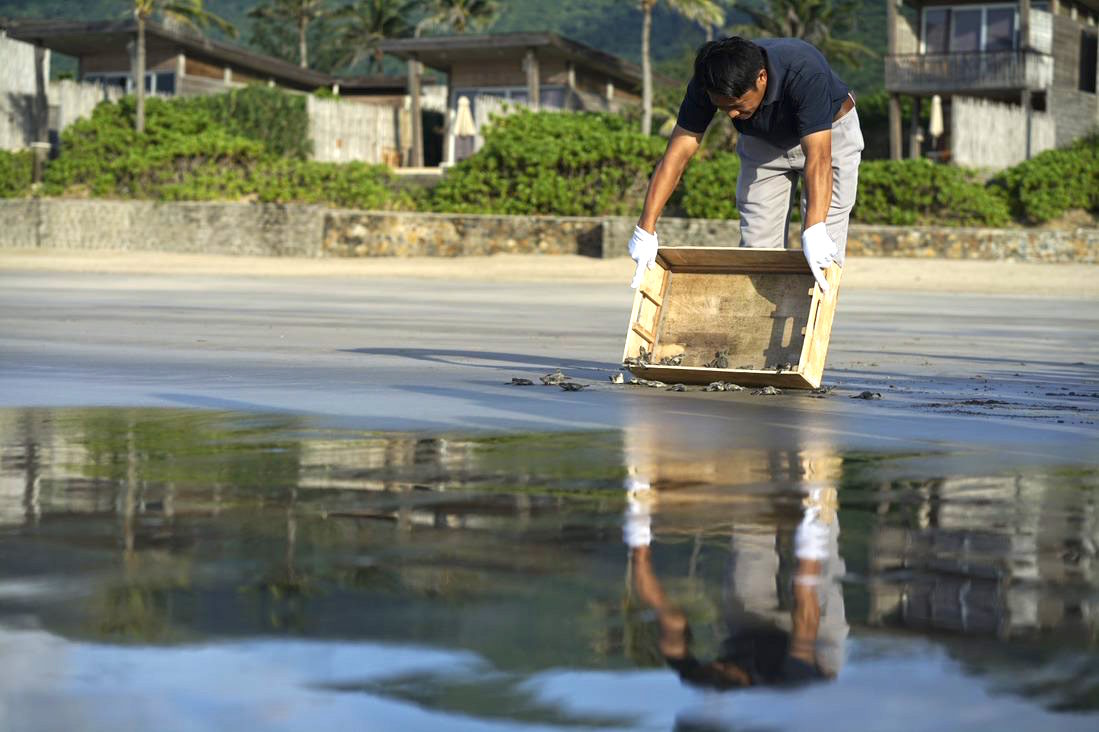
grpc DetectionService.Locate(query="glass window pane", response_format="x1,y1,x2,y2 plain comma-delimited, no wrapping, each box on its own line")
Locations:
157,72,176,95
924,9,949,54
986,8,1015,51
951,9,981,52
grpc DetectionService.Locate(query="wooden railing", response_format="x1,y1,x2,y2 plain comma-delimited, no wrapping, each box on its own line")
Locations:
885,50,1053,94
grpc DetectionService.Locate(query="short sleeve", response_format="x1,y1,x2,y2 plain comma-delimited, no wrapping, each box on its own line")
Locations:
791,73,833,139
675,76,716,134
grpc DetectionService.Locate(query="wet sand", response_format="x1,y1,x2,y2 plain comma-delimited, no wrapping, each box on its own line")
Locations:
0,250,1096,466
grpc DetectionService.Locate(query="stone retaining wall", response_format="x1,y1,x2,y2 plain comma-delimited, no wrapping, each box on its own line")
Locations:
1,199,1096,263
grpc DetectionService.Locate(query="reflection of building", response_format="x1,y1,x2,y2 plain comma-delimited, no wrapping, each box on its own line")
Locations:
866,475,1099,638
885,0,1098,167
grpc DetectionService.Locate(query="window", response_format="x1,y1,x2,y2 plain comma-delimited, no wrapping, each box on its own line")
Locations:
985,7,1015,50
1082,31,1098,93
921,4,1020,53
925,8,950,53
83,71,175,95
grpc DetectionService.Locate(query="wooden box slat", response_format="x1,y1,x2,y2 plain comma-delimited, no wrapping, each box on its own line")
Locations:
621,247,842,389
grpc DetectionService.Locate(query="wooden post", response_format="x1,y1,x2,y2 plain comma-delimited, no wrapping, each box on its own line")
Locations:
565,61,577,109
444,74,456,165
524,48,540,110
32,44,48,144
886,0,901,159
1020,0,1033,159
908,96,922,159
889,94,903,160
408,53,423,167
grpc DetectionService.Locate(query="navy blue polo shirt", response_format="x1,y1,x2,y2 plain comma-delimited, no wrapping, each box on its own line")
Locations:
676,38,850,149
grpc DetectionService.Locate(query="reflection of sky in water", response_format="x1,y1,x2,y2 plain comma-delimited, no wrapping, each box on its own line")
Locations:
2,630,1097,732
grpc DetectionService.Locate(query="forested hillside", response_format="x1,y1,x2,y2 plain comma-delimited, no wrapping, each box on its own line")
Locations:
0,0,886,92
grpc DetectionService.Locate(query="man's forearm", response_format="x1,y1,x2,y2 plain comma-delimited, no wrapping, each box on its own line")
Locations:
638,155,689,233
803,152,832,228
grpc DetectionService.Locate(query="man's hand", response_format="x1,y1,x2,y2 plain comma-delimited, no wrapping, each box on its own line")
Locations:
628,225,659,289
801,222,837,293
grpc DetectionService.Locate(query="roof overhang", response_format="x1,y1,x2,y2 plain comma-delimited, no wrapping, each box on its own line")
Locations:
4,19,333,90
379,32,674,91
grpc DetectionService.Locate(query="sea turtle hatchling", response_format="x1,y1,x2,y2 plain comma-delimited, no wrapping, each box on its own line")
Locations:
666,384,687,392
753,386,782,396
559,382,588,392
705,350,730,369
540,370,568,385
510,378,534,386
658,354,684,366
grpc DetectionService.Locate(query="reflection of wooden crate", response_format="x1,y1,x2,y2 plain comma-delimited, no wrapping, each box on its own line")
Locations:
622,247,841,389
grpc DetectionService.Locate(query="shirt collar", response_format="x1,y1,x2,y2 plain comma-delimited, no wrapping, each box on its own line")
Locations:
760,47,782,106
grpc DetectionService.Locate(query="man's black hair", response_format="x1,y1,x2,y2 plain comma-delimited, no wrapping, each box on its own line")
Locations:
693,37,765,98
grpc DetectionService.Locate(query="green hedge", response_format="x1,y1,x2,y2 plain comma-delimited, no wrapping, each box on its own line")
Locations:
430,110,672,216
0,150,33,198
854,159,1011,226
991,134,1099,224
182,85,311,159
680,151,741,219
43,91,406,209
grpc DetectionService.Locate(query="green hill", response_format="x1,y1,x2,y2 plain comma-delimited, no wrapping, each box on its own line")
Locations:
0,0,885,92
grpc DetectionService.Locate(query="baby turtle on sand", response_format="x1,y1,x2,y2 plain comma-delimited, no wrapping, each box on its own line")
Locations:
630,378,666,388
666,383,687,392
753,386,782,396
510,378,534,386
851,391,882,400
658,354,684,366
705,381,745,392
810,385,835,396
705,350,730,369
559,382,588,392
772,362,794,374
540,370,568,385
623,346,652,367
609,373,625,384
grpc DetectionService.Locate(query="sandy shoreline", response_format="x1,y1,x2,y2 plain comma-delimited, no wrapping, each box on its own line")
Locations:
1,248,1096,298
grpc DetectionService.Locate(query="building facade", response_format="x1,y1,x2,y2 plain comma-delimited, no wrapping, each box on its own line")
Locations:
885,0,1098,167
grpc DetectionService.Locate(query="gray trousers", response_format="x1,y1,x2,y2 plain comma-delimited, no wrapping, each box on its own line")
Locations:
736,107,864,265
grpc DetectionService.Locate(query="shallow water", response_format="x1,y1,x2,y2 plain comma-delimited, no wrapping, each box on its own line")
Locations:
0,408,1097,731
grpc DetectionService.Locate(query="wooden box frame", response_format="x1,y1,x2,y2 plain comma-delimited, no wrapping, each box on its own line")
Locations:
622,247,842,389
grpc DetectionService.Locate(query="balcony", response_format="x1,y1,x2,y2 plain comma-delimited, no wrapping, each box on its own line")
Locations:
885,50,1053,95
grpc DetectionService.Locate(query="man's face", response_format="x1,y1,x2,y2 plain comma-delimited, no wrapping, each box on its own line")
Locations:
707,69,767,121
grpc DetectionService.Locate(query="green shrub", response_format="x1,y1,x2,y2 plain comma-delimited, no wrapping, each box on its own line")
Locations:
430,110,670,216
183,85,312,159
991,134,1099,224
0,150,33,198
853,159,1011,226
680,151,740,219
42,93,406,209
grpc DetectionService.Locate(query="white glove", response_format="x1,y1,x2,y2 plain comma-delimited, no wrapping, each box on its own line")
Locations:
623,477,653,548
628,225,658,289
801,222,837,294
796,486,836,561
795,511,831,561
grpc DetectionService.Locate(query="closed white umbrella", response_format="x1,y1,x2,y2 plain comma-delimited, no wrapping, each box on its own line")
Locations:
454,96,476,137
929,95,944,141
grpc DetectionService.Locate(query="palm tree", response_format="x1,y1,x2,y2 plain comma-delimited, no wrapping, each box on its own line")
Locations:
331,0,415,72
730,0,874,67
415,0,498,35
132,0,236,133
640,0,725,135
248,0,329,69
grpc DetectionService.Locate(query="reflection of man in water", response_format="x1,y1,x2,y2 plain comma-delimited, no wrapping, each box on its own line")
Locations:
625,480,847,690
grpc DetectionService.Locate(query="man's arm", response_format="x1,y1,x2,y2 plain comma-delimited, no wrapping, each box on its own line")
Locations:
800,129,832,228
637,125,704,233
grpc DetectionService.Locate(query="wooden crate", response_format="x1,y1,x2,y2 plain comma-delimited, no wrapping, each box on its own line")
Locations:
622,247,842,389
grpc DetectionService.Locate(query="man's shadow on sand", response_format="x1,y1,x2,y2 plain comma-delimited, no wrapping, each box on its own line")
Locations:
340,348,610,374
